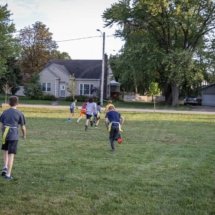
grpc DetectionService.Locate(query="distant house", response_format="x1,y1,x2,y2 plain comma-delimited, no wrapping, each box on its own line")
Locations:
39,59,117,99
201,84,215,106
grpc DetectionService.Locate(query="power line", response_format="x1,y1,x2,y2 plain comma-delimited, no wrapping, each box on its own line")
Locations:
56,34,114,43
12,30,115,43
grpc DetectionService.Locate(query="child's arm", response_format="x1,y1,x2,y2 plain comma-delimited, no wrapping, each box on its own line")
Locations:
21,125,27,139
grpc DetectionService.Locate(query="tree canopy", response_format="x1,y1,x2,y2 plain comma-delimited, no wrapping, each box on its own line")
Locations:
18,21,59,82
0,4,19,77
103,0,215,105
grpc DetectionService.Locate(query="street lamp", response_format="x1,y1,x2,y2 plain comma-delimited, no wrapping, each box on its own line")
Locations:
96,29,105,106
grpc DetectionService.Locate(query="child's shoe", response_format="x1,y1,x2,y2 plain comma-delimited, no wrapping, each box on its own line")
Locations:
4,175,13,180
1,167,7,176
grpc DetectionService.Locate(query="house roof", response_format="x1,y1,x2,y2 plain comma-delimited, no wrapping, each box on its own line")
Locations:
200,83,215,91
47,59,102,79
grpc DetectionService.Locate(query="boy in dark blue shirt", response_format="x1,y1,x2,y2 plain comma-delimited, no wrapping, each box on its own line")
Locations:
0,96,26,180
105,106,124,152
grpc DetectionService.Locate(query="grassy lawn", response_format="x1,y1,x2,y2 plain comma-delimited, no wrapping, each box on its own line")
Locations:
0,107,214,215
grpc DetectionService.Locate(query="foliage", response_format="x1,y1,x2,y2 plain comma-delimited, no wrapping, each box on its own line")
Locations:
0,108,214,214
0,4,20,76
18,21,58,82
51,50,71,60
24,74,43,99
148,81,161,110
39,94,56,101
0,58,22,95
67,74,76,100
103,0,215,106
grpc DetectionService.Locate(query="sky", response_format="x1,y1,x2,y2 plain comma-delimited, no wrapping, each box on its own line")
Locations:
1,0,124,59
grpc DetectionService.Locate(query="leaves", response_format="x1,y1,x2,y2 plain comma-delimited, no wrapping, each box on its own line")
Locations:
103,0,215,105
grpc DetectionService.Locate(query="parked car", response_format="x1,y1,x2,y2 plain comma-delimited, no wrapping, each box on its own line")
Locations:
184,96,202,105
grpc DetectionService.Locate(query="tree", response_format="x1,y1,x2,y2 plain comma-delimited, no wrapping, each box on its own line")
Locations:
18,21,58,82
148,82,161,111
103,0,215,106
0,4,20,77
51,50,71,60
67,74,76,100
24,74,43,99
0,58,22,95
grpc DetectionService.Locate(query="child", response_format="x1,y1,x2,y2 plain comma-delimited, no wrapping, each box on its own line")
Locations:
0,96,26,180
85,98,96,131
68,99,77,122
93,101,102,127
105,100,115,113
77,100,87,123
105,106,124,152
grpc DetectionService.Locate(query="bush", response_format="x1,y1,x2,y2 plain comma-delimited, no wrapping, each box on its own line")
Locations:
40,94,56,101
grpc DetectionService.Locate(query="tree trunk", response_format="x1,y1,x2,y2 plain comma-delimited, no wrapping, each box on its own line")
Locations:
171,83,179,106
164,84,172,105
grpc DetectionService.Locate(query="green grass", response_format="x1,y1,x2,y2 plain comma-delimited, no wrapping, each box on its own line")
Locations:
0,107,214,215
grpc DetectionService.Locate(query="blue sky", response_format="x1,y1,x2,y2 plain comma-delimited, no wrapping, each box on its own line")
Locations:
1,0,124,59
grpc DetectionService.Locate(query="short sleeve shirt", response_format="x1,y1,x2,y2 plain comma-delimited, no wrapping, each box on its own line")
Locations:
105,110,121,123
0,108,26,140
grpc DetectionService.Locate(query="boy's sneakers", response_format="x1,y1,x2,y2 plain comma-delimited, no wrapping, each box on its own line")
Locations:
1,167,7,176
4,175,13,180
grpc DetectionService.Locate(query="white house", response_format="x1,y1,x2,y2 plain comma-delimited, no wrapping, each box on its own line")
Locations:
39,59,117,99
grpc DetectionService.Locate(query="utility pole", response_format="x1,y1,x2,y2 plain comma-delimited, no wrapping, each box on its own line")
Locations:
97,29,105,106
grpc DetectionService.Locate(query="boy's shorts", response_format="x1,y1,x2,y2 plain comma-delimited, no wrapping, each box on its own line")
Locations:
70,108,74,113
80,110,86,116
1,140,18,154
86,114,93,119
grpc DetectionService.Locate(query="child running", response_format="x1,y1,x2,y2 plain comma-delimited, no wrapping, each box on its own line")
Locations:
105,106,124,152
0,96,26,180
68,99,77,122
77,100,87,123
93,101,102,127
104,100,115,113
85,98,97,131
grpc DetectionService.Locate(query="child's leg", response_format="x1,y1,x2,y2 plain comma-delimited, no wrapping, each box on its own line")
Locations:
6,153,14,177
3,150,8,168
109,127,117,151
1,150,8,175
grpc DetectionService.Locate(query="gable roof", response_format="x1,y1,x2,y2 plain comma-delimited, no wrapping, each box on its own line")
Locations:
47,59,102,79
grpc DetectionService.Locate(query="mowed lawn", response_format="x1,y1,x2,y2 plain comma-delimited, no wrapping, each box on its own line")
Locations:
0,107,214,215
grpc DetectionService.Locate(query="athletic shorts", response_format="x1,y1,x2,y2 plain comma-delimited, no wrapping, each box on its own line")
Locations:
1,140,18,154
80,110,86,116
86,114,93,119
70,108,74,113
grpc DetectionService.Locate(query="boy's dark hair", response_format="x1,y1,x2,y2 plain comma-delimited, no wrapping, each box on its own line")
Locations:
88,97,93,103
97,102,101,105
9,96,19,107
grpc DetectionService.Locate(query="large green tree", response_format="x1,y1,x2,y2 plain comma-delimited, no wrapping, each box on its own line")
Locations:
0,4,19,77
18,21,58,82
103,0,215,106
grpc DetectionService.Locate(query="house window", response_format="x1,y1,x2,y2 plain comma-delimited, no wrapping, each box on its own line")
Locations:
42,83,51,92
80,84,93,95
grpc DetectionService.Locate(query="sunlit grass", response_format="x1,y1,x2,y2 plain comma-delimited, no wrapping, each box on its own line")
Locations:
0,107,214,215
